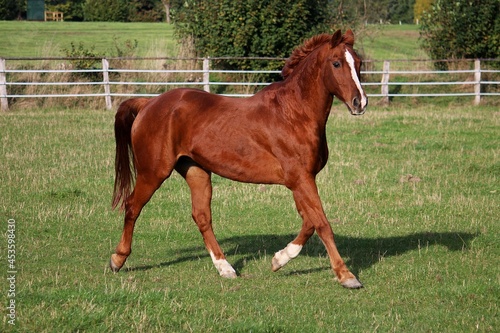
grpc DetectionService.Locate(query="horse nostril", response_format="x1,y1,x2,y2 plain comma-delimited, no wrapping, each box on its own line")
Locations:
352,97,360,108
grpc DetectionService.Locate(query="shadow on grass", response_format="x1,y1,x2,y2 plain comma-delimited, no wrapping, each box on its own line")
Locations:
124,231,477,276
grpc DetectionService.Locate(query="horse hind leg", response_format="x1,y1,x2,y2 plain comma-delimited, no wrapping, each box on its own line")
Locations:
110,171,170,272
175,158,237,278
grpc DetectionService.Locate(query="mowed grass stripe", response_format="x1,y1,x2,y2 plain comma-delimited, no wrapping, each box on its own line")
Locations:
0,21,425,60
0,21,177,58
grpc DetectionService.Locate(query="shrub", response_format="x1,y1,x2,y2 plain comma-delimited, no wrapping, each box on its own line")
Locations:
61,42,103,80
0,0,20,20
83,0,129,22
173,0,333,72
419,0,500,69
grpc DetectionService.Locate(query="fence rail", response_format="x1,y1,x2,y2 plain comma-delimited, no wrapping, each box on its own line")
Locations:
1,57,499,111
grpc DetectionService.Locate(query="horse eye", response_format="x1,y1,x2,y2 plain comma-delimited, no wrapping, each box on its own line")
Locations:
333,61,341,68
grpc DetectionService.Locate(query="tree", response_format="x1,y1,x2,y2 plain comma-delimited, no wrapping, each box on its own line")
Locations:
81,0,181,22
0,0,21,20
388,0,415,24
173,0,334,71
333,0,415,24
366,0,390,23
46,0,85,21
83,0,129,21
420,0,500,69
161,0,171,23
128,0,164,22
413,0,432,23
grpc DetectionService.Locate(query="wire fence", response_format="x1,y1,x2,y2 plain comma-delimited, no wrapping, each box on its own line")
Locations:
1,57,499,111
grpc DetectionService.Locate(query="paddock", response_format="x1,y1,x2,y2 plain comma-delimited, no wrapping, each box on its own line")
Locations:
1,103,498,331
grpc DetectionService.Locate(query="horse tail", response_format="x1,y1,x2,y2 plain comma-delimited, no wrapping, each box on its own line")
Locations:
112,98,150,210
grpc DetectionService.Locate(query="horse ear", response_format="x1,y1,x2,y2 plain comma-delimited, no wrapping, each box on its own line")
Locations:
342,29,355,46
330,30,343,48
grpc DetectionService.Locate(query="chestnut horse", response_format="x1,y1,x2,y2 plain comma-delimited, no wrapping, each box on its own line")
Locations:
110,29,367,288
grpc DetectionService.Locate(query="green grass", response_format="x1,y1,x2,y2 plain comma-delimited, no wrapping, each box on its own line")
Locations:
0,21,178,58
1,103,498,332
360,24,428,60
0,21,425,60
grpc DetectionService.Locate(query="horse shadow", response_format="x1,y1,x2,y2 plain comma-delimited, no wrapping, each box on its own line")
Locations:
124,231,478,277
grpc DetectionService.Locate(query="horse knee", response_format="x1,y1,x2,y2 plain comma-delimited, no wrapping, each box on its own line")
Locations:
314,222,334,239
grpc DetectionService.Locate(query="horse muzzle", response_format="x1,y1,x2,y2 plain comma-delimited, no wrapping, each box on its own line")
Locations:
347,95,368,116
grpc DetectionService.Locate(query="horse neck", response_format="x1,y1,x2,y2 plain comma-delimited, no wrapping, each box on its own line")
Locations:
279,51,333,126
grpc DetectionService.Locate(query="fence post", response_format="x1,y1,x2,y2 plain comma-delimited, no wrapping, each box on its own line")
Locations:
102,58,112,110
381,60,390,105
0,58,8,111
474,59,481,106
203,57,210,93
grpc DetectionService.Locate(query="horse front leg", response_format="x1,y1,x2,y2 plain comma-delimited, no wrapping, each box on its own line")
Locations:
176,160,237,278
276,177,363,289
272,219,314,272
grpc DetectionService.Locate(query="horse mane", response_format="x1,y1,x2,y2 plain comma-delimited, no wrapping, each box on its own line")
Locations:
281,34,333,79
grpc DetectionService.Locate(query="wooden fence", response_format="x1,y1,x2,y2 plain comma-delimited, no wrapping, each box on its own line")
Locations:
44,11,64,21
1,57,499,111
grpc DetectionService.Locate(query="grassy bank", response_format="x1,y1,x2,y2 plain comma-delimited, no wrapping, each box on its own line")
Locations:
0,21,424,60
0,21,178,58
1,103,498,332
360,24,428,60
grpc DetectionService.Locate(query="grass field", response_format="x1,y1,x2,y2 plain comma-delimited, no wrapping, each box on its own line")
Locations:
0,21,424,60
0,21,178,58
360,24,428,60
1,102,498,332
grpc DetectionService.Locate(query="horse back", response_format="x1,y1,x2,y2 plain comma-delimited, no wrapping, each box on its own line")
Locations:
132,88,327,185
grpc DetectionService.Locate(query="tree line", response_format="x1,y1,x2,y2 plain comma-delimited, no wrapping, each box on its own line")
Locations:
2,0,424,23
0,0,178,22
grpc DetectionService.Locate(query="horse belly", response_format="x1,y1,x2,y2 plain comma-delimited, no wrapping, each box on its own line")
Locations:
190,141,286,185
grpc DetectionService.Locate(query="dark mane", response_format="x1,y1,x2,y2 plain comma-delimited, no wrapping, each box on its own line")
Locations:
281,34,332,79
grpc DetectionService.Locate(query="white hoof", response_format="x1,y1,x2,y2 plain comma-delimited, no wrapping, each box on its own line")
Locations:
271,243,303,272
109,254,122,273
220,268,237,279
210,251,237,278
271,256,283,272
341,278,363,289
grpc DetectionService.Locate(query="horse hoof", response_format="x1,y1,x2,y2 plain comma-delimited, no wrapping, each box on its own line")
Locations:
109,254,122,273
220,270,237,279
341,278,363,289
271,257,283,272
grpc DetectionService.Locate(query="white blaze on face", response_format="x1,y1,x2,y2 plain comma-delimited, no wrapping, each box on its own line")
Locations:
345,50,367,109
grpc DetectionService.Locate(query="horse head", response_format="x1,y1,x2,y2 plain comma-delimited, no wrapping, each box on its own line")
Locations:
322,30,368,115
